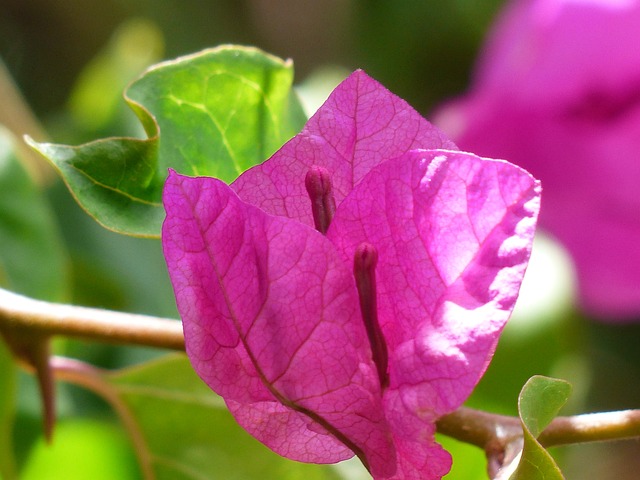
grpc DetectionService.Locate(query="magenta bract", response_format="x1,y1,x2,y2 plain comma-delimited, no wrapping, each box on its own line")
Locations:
232,70,457,228
163,71,540,479
435,0,640,320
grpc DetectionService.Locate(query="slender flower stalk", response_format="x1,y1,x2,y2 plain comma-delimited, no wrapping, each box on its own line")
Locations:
48,356,155,480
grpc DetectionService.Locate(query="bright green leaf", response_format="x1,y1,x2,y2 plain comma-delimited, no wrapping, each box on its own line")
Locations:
0,127,68,301
437,434,487,480
20,419,140,480
509,376,572,480
107,354,343,480
28,46,307,237
0,339,17,480
518,376,573,439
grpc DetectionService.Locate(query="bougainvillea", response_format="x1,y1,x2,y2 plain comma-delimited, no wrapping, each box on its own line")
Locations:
435,0,640,320
162,71,540,478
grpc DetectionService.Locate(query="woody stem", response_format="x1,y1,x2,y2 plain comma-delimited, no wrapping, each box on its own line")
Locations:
0,287,184,351
2,287,640,458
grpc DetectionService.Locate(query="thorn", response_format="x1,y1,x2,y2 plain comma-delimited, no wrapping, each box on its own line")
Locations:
30,338,55,443
1,330,55,442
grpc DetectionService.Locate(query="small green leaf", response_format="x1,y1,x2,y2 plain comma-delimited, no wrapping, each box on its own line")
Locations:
107,354,342,480
0,127,68,301
509,376,572,480
28,46,307,237
518,376,572,439
0,338,17,480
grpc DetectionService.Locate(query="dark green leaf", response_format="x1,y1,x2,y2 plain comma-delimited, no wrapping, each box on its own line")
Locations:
107,354,343,480
0,127,68,301
509,376,572,480
28,46,307,237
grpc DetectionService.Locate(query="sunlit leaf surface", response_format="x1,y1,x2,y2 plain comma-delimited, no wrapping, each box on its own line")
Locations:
510,375,572,480
28,46,306,237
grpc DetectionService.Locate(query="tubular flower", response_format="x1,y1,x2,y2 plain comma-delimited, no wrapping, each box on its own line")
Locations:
435,0,640,320
162,71,540,479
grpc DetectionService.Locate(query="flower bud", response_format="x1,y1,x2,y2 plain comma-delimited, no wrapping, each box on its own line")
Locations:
305,166,336,234
354,242,388,389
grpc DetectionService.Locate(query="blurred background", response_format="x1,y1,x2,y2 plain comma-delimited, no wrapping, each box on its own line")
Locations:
1,1,639,479
1,0,505,124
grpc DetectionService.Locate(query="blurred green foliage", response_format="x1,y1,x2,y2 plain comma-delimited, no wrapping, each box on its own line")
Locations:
1,1,639,479
19,419,141,480
1,0,506,119
0,339,17,479
0,128,68,301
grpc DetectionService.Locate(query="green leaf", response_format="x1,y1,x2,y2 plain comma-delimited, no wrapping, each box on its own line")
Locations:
0,127,68,301
509,376,572,480
107,354,342,480
0,338,17,480
20,419,140,480
27,46,307,237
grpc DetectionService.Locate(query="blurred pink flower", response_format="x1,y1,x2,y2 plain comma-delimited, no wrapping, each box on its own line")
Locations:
163,71,540,478
435,0,640,320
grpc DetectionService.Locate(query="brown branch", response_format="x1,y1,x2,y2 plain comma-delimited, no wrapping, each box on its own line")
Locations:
4,286,640,472
436,407,524,477
437,406,640,451
437,406,640,478
436,406,522,448
539,410,640,447
0,287,184,351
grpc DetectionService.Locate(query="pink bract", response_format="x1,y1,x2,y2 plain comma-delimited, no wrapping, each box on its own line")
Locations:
435,0,640,320
232,70,457,227
163,71,540,479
